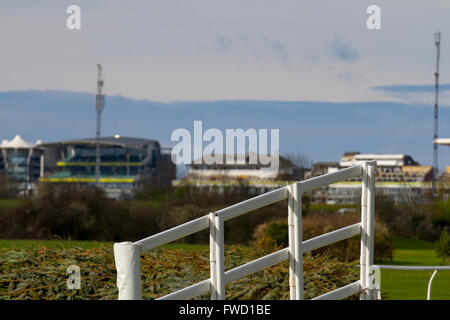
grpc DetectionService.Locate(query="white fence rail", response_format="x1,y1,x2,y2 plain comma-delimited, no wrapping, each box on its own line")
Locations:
114,161,377,300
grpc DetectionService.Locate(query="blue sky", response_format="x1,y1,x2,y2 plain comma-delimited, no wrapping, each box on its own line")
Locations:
2,90,450,169
2,1,450,168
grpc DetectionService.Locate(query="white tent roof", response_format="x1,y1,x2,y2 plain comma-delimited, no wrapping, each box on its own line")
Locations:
354,154,404,160
0,134,34,149
435,138,450,146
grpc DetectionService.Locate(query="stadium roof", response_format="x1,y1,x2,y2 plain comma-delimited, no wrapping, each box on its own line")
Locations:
41,136,160,149
0,134,35,149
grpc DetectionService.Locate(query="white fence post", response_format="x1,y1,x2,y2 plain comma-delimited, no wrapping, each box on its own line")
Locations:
369,265,382,300
215,214,225,300
209,212,217,300
360,161,376,300
288,183,304,300
366,161,376,299
293,182,304,300
360,162,369,300
288,184,296,300
114,242,142,300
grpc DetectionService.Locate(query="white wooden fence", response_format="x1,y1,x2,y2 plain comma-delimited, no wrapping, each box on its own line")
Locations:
113,161,378,300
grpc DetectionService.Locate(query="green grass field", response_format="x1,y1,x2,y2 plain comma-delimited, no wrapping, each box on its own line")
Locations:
0,239,112,249
380,237,450,300
0,198,25,209
0,238,208,251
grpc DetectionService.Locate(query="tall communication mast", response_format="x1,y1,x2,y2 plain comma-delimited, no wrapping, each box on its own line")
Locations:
432,32,441,197
95,64,105,187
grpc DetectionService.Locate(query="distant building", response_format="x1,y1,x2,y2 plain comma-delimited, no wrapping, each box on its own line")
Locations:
438,166,450,182
339,152,420,167
310,152,433,204
305,161,340,179
177,153,302,193
39,136,175,198
434,139,450,185
0,134,44,194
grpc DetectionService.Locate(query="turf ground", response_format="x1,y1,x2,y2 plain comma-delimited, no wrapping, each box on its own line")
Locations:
0,238,207,251
379,237,450,300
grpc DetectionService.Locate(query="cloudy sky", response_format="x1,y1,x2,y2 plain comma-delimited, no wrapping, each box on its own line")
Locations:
1,0,450,104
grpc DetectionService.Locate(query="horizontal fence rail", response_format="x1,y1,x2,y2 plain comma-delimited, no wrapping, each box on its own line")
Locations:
302,223,361,252
135,215,210,252
312,281,362,300
114,162,378,300
375,265,450,271
158,279,211,301
159,222,366,300
158,249,290,300
299,165,362,192
215,186,288,221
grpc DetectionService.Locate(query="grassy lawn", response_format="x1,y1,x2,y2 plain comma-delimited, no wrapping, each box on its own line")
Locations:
0,198,25,209
0,239,113,249
380,237,450,300
0,238,209,251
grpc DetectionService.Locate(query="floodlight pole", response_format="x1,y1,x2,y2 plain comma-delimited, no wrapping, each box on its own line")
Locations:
432,32,440,198
95,64,105,187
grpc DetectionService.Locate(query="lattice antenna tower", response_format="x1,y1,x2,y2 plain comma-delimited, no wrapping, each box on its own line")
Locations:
432,32,440,197
95,64,105,187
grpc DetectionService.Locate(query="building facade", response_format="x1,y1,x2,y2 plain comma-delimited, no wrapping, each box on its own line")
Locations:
39,136,175,198
312,152,433,204
0,135,44,194
177,154,302,194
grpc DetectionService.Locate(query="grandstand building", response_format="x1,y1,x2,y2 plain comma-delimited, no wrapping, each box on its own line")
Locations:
0,135,44,195
315,152,433,204
177,152,437,203
39,136,175,198
177,153,302,193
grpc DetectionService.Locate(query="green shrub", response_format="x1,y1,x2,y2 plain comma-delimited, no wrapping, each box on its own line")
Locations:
0,183,132,241
252,212,394,262
432,201,450,232
375,195,443,242
267,222,289,247
435,229,450,265
0,173,17,198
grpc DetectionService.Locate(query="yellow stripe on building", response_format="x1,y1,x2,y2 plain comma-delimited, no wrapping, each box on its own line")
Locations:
56,161,142,167
39,177,134,183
